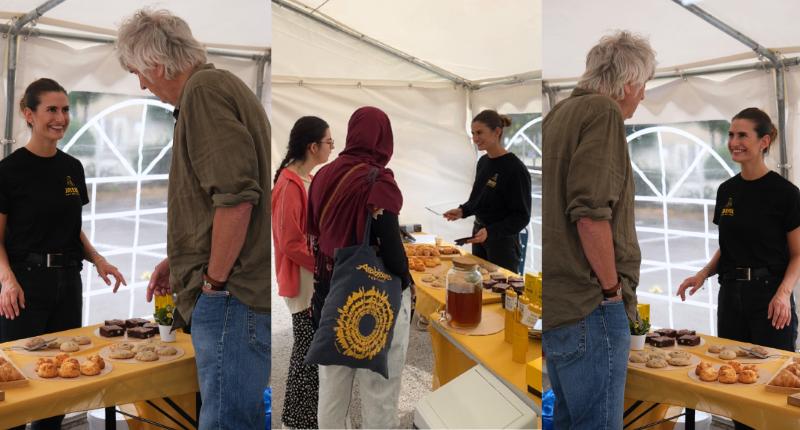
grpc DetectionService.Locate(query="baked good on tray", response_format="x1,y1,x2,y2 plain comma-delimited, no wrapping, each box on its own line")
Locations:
655,328,677,338
650,336,675,348
677,335,701,346
127,327,156,339
125,318,149,328
99,325,125,337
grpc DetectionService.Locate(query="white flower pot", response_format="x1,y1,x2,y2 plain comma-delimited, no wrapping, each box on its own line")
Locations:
159,325,176,342
630,334,646,350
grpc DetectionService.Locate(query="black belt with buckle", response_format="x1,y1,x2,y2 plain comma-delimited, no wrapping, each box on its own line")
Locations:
11,252,83,268
721,267,773,282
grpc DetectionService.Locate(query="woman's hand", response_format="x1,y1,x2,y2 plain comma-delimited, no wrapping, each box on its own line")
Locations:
146,258,172,302
0,276,25,319
443,208,462,221
676,271,707,301
95,256,127,292
467,228,488,244
767,288,792,330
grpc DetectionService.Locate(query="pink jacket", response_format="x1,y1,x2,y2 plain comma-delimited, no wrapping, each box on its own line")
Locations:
271,168,315,297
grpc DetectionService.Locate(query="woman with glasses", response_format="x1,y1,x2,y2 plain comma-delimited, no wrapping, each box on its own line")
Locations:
444,109,532,273
272,115,334,429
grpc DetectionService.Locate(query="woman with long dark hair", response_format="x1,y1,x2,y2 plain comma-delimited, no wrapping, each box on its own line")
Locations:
272,116,333,429
444,109,532,272
307,106,412,429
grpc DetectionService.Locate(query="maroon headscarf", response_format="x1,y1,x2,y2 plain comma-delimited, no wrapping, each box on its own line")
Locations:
307,106,403,258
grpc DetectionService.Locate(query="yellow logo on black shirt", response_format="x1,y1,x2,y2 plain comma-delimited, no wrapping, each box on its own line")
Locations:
486,173,498,189
721,197,734,217
65,176,80,197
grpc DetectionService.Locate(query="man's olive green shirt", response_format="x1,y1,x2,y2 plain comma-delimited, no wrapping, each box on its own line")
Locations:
542,88,640,330
169,64,271,326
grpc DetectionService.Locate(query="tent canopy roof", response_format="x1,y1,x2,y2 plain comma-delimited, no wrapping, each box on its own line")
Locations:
1,0,270,52
273,0,540,83
544,0,800,81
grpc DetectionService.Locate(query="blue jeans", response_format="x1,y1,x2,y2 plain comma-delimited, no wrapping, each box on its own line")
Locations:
191,290,270,430
543,300,629,429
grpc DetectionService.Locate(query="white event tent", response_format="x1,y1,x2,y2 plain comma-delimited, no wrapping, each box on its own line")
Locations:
270,0,542,274
544,0,800,335
0,0,270,325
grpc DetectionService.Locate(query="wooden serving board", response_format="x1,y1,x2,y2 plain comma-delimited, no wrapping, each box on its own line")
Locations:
765,357,800,394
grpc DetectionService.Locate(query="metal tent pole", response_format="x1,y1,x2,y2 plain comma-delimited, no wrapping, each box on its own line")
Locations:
272,0,472,88
255,55,268,101
671,0,790,176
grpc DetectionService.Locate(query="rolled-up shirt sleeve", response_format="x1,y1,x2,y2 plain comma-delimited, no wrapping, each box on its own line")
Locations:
183,85,263,207
565,107,628,223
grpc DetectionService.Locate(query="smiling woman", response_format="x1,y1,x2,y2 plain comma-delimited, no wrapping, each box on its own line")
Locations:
0,78,126,430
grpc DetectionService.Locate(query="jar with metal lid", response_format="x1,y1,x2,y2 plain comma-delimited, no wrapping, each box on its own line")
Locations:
446,257,483,327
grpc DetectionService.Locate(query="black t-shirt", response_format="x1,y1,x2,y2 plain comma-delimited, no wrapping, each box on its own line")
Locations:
0,148,89,256
713,171,800,274
460,153,532,239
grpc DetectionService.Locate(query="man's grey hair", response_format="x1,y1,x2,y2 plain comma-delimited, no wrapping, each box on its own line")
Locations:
116,9,207,80
576,31,656,100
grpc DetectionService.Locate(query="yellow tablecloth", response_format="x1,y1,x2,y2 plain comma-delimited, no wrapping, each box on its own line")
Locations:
625,335,800,428
0,325,198,429
428,304,541,409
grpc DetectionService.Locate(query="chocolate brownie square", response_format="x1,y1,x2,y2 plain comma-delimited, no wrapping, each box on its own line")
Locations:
142,323,159,336
677,329,696,337
677,335,701,346
490,274,507,283
482,280,498,290
655,328,678,338
99,325,124,337
127,327,156,339
104,319,125,328
125,318,149,328
645,333,659,345
650,336,676,348
491,283,510,294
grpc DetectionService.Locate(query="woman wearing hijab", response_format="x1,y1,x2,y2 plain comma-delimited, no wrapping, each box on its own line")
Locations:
307,106,412,429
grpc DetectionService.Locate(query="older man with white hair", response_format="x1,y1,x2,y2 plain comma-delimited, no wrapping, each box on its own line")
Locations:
116,9,270,429
542,31,656,429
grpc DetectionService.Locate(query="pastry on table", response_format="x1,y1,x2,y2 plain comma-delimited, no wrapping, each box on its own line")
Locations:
36,362,58,379
111,342,135,351
738,369,758,384
677,329,696,337
99,324,125,337
0,362,23,382
668,350,691,360
655,328,678,338
629,352,648,363
80,360,102,376
677,335,701,346
699,366,719,382
132,343,156,353
726,360,744,374
125,318,149,328
135,350,159,362
109,348,135,359
719,349,737,360
46,339,63,350
71,335,91,346
649,336,675,348
87,354,105,370
24,337,46,350
708,344,723,353
60,341,80,352
156,345,178,356
58,361,80,378
695,362,712,376
646,349,668,360
53,353,70,367
771,369,800,388
423,258,440,268
718,366,738,384
667,356,692,367
646,358,668,368
735,348,749,357
750,346,769,357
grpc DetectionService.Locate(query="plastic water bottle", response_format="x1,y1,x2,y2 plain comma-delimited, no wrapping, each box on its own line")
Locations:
542,389,555,430
264,387,272,430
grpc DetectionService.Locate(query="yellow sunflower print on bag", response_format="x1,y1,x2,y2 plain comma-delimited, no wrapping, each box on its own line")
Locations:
334,286,395,360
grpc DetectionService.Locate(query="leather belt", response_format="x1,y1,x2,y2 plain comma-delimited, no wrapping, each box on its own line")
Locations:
720,267,773,282
11,252,83,268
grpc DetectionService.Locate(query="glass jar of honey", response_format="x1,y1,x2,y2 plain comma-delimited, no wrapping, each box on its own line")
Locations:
446,257,482,327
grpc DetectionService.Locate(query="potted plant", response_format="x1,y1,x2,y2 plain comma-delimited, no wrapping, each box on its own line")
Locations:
154,304,177,342
629,317,650,350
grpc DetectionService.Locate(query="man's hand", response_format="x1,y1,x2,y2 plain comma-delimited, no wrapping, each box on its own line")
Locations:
146,258,172,302
676,272,706,301
466,228,488,244
95,257,128,293
443,208,463,221
0,277,25,319
767,288,792,330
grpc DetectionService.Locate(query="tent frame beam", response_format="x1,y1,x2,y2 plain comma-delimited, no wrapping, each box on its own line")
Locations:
672,0,789,176
2,8,269,158
272,0,475,88
4,0,67,156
